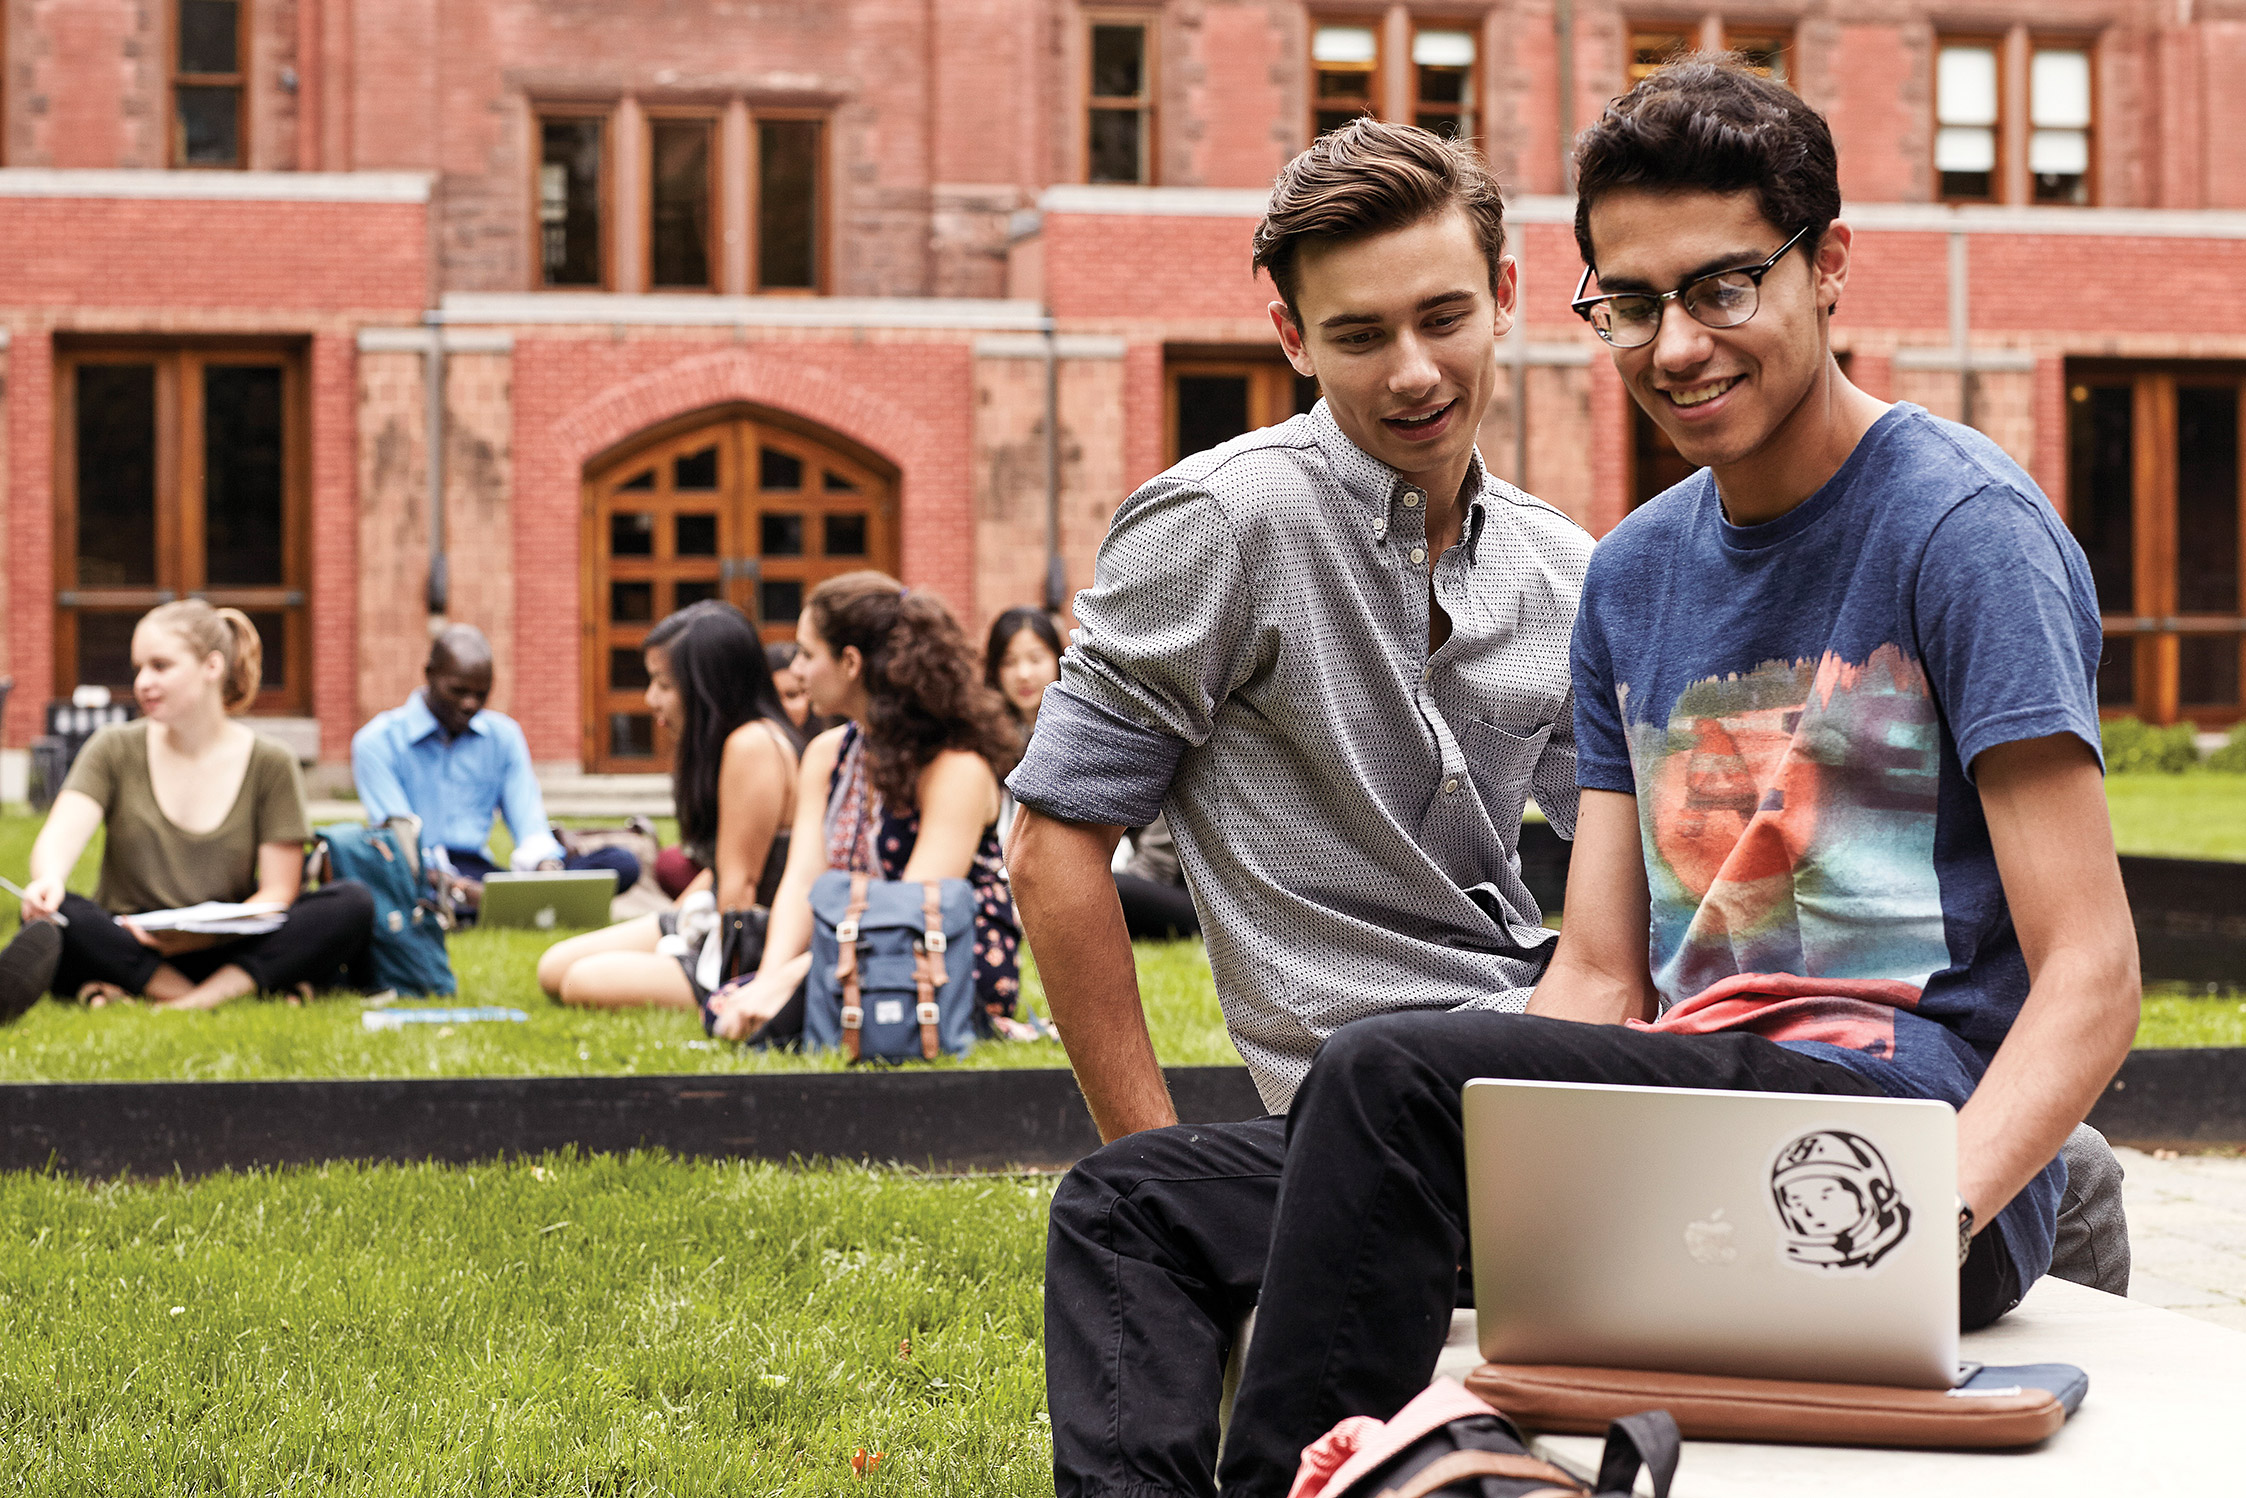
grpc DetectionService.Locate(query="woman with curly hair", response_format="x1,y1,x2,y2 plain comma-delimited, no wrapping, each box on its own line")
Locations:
708,571,1035,1043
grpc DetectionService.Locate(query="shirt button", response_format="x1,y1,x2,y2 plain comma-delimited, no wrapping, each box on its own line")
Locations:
1420,664,1433,685
1403,489,1424,508
1409,546,1427,566
1442,776,1461,794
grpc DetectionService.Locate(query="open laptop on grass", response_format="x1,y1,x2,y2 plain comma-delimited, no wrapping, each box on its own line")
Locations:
1464,1078,1962,1388
478,870,615,931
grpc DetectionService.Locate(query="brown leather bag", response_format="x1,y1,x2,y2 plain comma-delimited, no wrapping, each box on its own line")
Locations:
1464,1362,2084,1450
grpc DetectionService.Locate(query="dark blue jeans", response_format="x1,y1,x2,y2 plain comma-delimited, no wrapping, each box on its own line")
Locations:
1045,1011,2024,1498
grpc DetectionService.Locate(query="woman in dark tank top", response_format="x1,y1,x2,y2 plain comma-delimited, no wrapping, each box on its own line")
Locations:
536,603,801,1013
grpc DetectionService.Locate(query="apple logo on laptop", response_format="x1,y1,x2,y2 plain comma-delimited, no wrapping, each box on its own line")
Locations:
535,906,557,930
1684,1207,1737,1265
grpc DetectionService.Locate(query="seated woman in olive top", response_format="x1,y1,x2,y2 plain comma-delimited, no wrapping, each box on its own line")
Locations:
0,601,374,1017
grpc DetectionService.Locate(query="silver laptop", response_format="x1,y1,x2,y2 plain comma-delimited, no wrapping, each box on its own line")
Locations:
1464,1079,1960,1388
478,870,616,930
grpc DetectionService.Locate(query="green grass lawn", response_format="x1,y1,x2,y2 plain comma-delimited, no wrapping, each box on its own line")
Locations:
2104,772,2246,860
0,770,2240,1083
0,1151,1056,1494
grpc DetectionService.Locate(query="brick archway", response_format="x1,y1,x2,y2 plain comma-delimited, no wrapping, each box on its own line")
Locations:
509,345,974,764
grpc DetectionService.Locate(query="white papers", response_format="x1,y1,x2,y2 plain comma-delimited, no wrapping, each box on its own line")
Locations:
125,901,289,936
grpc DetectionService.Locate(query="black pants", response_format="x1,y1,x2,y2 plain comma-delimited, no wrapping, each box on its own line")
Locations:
49,883,376,998
1115,873,1201,941
1046,1010,2024,1498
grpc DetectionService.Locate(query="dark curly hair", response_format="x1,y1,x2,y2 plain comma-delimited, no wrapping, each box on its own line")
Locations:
1571,56,1840,271
806,571,1021,809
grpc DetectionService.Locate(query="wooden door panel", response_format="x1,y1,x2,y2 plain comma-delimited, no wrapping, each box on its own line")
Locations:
584,412,896,770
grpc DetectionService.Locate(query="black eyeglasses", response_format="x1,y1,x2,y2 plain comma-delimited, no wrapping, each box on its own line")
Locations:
1571,226,1812,349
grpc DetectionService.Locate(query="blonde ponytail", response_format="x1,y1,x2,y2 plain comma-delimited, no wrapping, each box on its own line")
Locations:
142,599,264,713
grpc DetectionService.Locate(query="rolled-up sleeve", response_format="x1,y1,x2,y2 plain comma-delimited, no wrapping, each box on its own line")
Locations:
1008,475,1263,828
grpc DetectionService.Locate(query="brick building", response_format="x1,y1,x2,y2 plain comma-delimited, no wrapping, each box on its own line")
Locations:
1,1,2241,782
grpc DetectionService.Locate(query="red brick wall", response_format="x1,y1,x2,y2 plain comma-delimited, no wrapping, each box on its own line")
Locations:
309,330,358,758
1817,24,1927,205
1045,213,1275,321
4,329,52,747
1970,235,2246,336
1840,230,1949,336
0,198,427,313
1186,4,1292,189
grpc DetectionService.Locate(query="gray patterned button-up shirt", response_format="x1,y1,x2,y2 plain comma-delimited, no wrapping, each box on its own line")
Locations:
1009,403,1592,1111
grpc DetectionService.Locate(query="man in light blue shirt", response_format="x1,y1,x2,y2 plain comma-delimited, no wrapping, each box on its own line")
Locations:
352,626,638,913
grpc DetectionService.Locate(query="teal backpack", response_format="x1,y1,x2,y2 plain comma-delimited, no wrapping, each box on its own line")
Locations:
310,818,456,997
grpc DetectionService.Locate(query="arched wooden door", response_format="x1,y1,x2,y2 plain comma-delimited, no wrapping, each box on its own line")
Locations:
582,411,897,771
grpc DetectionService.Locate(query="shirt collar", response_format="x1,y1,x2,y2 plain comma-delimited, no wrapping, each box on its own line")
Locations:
1309,399,1496,565
402,690,489,743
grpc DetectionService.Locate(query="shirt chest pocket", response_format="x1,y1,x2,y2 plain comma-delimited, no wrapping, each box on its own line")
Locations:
1453,714,1553,835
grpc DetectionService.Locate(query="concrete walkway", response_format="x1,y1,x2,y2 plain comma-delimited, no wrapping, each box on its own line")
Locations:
2117,1143,2246,1330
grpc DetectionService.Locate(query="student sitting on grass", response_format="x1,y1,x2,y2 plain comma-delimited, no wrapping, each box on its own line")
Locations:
985,606,1063,735
352,623,641,918
0,601,374,1016
707,572,1034,1043
536,603,800,1015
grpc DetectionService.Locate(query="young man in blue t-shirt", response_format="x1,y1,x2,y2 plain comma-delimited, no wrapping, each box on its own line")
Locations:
1210,60,2141,1495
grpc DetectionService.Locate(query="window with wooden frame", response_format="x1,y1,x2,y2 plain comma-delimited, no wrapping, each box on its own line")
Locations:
1167,359,1319,466
172,0,247,168
754,113,826,293
1934,39,2002,203
536,109,609,289
1311,21,1382,139
2066,364,2245,725
1410,27,1476,141
1723,25,1790,84
2029,44,2093,205
1626,24,1694,86
55,345,310,715
648,111,718,290
1086,17,1157,184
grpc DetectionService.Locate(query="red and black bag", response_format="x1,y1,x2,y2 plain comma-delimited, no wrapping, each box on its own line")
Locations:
1289,1379,1676,1498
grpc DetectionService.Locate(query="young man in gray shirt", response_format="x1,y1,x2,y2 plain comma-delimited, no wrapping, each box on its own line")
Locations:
1008,119,2124,1498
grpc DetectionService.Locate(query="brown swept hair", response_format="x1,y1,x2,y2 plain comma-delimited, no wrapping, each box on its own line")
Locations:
805,572,1021,809
141,598,263,713
1252,117,1507,323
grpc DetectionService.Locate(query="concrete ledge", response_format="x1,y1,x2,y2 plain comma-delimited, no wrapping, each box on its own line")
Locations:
0,1049,2236,1179
440,292,1049,331
1529,1277,2246,1494
0,1065,1264,1178
2085,1049,2246,1151
0,167,432,202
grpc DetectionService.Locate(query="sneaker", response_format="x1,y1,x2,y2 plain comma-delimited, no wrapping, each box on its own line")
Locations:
0,920,62,1024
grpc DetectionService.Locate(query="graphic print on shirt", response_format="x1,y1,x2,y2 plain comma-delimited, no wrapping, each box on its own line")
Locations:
1625,643,1950,1059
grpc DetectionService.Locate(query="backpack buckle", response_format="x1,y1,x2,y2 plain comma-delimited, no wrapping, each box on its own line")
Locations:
916,1001,940,1026
840,1005,863,1030
923,929,946,955
836,919,859,944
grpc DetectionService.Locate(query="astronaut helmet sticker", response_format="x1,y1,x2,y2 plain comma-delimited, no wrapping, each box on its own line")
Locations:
1768,1129,1912,1272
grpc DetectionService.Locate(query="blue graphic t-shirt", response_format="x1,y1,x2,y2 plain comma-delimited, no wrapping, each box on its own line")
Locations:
1571,403,2105,1286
